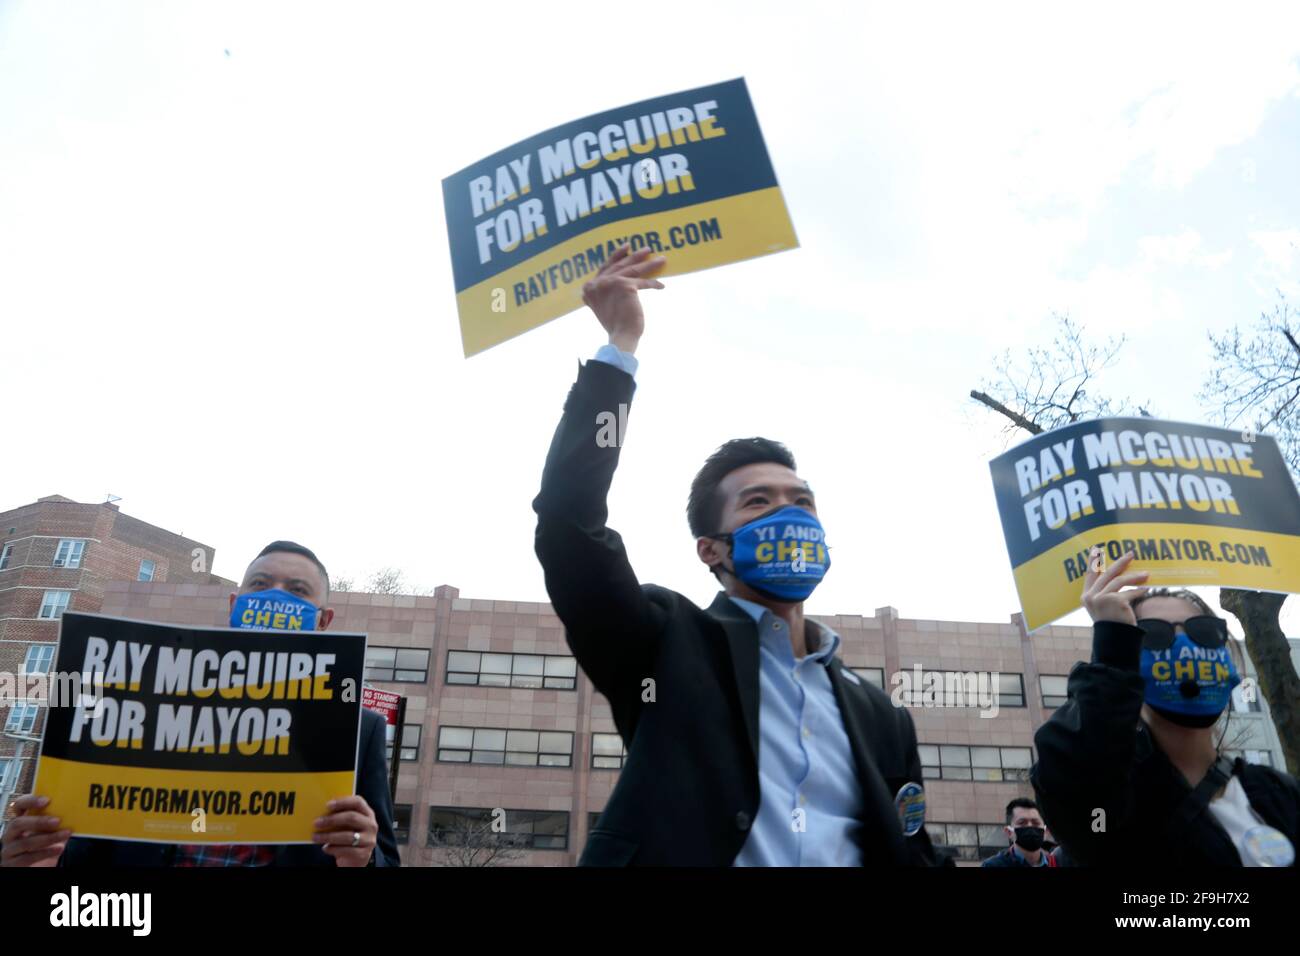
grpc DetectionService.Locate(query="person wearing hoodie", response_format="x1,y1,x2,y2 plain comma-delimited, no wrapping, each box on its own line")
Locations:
1032,550,1298,867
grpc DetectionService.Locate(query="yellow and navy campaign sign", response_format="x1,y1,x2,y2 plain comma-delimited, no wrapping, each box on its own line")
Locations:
32,612,367,844
989,418,1300,630
442,77,798,356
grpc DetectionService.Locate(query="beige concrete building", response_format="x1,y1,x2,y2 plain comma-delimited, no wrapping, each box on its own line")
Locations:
73,579,1284,865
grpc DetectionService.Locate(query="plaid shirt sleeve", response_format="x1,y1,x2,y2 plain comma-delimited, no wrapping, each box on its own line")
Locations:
174,844,277,867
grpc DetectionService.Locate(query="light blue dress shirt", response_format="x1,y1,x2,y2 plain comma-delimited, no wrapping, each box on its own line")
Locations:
590,347,865,866
727,597,864,867
593,343,639,377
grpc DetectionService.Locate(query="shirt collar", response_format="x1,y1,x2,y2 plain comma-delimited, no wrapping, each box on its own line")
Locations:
727,596,841,661
1010,844,1048,866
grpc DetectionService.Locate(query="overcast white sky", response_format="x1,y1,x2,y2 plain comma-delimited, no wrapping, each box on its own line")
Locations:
3,1,1299,635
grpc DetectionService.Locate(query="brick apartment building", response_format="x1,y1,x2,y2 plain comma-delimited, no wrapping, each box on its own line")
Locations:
88,578,1284,866
0,495,226,798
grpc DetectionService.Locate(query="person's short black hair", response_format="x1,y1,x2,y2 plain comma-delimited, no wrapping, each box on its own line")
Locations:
253,541,330,595
687,438,797,538
1005,798,1039,825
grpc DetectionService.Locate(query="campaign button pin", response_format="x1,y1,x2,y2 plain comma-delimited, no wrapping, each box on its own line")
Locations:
895,782,925,837
1241,825,1295,867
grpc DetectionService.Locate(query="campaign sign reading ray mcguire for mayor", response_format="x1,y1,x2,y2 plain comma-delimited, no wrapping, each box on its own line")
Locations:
989,418,1300,631
32,612,366,844
443,77,798,356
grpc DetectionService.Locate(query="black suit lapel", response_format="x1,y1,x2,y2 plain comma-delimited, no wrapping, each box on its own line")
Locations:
825,659,909,865
706,592,760,766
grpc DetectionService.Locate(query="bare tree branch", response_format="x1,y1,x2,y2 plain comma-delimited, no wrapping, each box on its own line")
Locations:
1283,327,1300,358
971,313,1148,441
364,567,435,596
427,812,529,867
1201,296,1300,476
969,390,1043,434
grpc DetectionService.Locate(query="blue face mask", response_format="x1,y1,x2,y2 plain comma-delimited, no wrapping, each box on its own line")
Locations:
1140,631,1240,728
711,505,830,602
230,588,319,632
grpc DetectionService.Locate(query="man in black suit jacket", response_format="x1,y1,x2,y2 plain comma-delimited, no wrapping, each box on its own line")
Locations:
2,542,401,868
533,245,939,867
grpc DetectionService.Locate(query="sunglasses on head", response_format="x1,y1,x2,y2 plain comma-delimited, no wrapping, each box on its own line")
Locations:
1136,615,1229,651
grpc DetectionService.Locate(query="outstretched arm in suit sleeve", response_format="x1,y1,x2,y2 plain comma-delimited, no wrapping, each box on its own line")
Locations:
532,245,669,710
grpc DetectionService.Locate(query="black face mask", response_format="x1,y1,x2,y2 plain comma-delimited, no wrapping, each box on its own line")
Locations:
1013,826,1045,852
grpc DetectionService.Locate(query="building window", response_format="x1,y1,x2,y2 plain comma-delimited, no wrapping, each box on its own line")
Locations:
927,822,1007,863
851,667,885,689
444,650,577,690
977,824,1010,861
427,806,568,851
364,646,430,683
5,703,40,734
21,645,55,675
996,673,1025,707
393,804,411,845
1040,675,1069,709
591,732,627,769
384,724,422,763
0,758,11,787
138,559,156,582
53,540,85,569
918,743,1032,782
38,590,72,620
436,726,573,768
0,543,11,570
